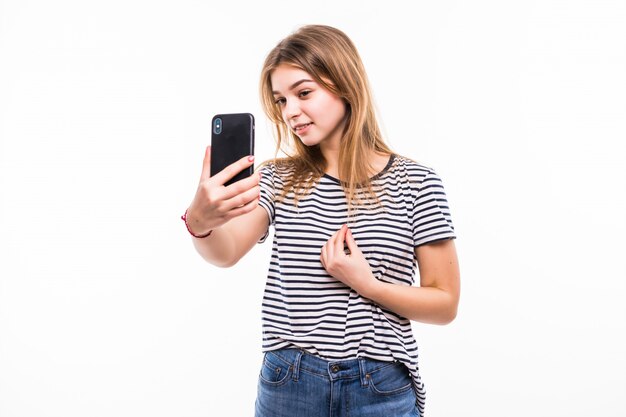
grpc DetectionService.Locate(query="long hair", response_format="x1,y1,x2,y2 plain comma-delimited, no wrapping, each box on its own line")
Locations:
259,25,393,208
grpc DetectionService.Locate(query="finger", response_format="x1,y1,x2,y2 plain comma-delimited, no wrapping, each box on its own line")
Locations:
221,185,261,212
221,170,261,201
223,194,260,220
345,227,359,254
200,146,212,182
211,155,255,186
320,245,327,269
334,224,348,255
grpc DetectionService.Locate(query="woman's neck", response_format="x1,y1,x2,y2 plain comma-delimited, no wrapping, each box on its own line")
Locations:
320,145,391,180
319,139,341,178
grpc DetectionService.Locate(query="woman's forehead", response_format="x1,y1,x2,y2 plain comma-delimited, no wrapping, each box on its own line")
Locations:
270,65,315,92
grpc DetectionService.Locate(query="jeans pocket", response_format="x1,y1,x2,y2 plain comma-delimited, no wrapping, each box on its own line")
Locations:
367,362,413,396
258,352,292,386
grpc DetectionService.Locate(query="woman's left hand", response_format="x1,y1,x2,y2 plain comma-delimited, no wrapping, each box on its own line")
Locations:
320,225,379,297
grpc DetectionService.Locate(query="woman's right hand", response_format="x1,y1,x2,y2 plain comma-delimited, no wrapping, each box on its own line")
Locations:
185,146,261,237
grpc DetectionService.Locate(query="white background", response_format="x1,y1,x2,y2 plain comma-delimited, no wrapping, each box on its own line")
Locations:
1,0,625,416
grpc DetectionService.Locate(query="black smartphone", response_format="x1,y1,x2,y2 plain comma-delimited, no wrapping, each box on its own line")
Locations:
210,113,255,186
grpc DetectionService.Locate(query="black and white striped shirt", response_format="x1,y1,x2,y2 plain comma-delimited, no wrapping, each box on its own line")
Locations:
257,154,456,414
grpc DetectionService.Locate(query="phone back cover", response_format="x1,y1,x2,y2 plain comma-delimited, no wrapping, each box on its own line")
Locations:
210,113,255,186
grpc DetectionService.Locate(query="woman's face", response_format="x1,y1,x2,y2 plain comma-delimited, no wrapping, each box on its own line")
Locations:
270,64,347,149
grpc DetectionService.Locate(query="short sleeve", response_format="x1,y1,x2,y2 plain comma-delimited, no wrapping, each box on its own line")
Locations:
412,169,456,247
257,163,276,244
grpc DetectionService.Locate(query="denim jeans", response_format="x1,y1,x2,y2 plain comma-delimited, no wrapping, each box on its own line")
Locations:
254,348,420,417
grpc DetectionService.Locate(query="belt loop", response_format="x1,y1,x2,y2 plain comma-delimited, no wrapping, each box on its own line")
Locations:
359,358,369,387
292,350,304,382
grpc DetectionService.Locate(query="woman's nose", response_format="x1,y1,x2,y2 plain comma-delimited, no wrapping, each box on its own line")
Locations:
284,99,301,119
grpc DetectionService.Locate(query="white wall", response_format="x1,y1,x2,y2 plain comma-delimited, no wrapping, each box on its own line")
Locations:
1,1,624,416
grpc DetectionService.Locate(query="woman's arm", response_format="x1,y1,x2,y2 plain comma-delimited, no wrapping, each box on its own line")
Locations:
366,239,460,324
184,146,268,267
321,225,460,325
190,206,269,267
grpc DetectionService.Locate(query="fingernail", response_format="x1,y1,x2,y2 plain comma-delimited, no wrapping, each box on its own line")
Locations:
248,155,255,162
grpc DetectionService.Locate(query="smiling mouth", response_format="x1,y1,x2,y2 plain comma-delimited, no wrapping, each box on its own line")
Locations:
293,122,313,132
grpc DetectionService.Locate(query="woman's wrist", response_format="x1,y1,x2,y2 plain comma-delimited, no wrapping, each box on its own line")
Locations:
181,208,213,238
356,273,384,301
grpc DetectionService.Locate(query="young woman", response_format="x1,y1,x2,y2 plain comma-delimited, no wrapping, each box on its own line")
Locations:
182,25,460,417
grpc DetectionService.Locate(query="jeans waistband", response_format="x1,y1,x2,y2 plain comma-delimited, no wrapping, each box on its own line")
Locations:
266,348,401,386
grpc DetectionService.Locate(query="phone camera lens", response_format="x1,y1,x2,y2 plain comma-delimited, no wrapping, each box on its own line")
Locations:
213,118,222,135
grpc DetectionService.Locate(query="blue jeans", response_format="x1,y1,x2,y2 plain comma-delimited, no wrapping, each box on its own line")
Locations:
255,348,420,417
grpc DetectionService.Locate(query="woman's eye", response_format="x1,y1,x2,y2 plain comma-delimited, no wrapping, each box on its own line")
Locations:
274,97,286,105
299,90,311,98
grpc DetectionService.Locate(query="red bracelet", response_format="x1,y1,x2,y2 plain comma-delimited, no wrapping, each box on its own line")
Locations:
181,209,213,238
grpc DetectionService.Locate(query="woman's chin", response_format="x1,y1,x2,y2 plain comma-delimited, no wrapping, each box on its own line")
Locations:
297,136,321,147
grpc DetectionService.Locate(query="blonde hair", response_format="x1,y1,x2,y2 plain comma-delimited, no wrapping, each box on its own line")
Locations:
259,25,393,207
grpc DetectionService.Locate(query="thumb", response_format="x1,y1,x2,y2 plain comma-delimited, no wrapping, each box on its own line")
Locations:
345,228,360,254
200,146,212,181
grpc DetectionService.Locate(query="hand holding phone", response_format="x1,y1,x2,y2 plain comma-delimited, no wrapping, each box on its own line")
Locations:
184,113,260,236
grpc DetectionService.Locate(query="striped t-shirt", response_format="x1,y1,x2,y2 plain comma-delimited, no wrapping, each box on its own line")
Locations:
257,154,456,414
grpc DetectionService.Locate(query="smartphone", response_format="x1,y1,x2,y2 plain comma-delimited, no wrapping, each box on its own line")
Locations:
210,113,255,186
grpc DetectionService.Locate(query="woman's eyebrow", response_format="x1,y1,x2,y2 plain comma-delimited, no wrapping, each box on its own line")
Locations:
272,79,314,95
